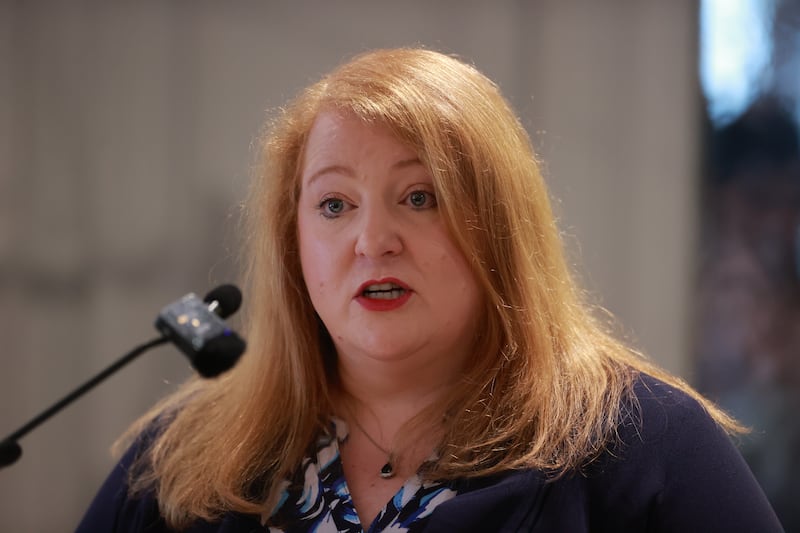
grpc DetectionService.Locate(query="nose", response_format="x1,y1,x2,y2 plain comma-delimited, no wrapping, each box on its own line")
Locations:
354,205,403,258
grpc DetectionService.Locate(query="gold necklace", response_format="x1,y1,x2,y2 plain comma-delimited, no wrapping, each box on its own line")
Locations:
348,415,396,479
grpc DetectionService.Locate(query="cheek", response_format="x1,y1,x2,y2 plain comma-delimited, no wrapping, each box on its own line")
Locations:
431,238,480,297
298,218,344,305
449,242,482,305
298,218,326,296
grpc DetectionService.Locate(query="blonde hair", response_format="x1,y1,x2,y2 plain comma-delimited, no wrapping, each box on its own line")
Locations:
122,48,741,529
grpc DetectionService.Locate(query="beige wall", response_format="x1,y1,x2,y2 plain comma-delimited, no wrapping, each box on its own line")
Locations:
0,1,699,530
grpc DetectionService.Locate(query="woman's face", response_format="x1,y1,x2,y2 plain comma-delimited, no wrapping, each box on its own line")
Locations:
297,111,482,371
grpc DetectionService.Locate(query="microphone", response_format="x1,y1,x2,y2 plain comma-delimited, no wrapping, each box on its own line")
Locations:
155,285,246,378
0,284,246,469
203,283,242,318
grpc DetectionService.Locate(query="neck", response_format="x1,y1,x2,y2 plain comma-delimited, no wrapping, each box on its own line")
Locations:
335,351,462,424
333,353,464,464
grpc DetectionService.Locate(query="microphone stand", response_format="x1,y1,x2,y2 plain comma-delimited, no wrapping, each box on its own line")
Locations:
0,284,245,470
0,335,168,469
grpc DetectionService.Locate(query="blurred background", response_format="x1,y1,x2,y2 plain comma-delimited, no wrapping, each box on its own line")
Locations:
0,1,797,530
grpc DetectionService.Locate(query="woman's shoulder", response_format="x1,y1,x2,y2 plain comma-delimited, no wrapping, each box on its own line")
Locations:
421,373,782,532
619,372,719,445
75,427,166,532
592,371,748,486
76,420,266,533
575,372,784,531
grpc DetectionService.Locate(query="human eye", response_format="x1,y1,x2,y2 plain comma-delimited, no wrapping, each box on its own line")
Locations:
316,196,353,218
405,189,437,210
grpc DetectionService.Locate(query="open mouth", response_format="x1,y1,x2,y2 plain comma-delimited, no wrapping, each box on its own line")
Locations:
361,282,407,300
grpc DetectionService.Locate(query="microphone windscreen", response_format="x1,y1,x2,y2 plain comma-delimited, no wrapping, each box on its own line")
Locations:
192,332,246,377
203,284,242,319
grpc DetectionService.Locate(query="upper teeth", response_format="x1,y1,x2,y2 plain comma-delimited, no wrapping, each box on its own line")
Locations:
365,282,402,292
363,283,407,299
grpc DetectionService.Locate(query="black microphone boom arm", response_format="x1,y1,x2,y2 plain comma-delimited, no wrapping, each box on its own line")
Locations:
0,335,168,468
0,284,245,469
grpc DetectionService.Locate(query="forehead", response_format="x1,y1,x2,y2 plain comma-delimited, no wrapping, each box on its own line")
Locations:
301,111,417,170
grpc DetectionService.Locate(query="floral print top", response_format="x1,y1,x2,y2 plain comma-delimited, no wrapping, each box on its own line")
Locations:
265,419,457,532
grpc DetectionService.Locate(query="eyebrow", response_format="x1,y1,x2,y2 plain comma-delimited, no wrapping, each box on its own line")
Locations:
304,157,423,186
304,164,353,186
392,157,423,169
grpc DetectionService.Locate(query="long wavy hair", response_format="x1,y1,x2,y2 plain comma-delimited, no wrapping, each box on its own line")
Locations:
122,48,741,529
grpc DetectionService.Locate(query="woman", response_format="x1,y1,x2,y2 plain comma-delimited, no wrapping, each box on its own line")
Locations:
77,48,783,532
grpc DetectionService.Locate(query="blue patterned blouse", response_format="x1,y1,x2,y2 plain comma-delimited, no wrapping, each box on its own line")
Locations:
265,419,457,533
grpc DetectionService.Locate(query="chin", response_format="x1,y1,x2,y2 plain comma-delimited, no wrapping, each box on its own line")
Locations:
344,336,424,363
360,345,418,362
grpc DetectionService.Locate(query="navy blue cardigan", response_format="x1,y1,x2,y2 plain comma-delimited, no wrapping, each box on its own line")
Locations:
76,375,784,532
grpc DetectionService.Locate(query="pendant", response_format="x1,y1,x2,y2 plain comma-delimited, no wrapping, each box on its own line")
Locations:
380,461,395,479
